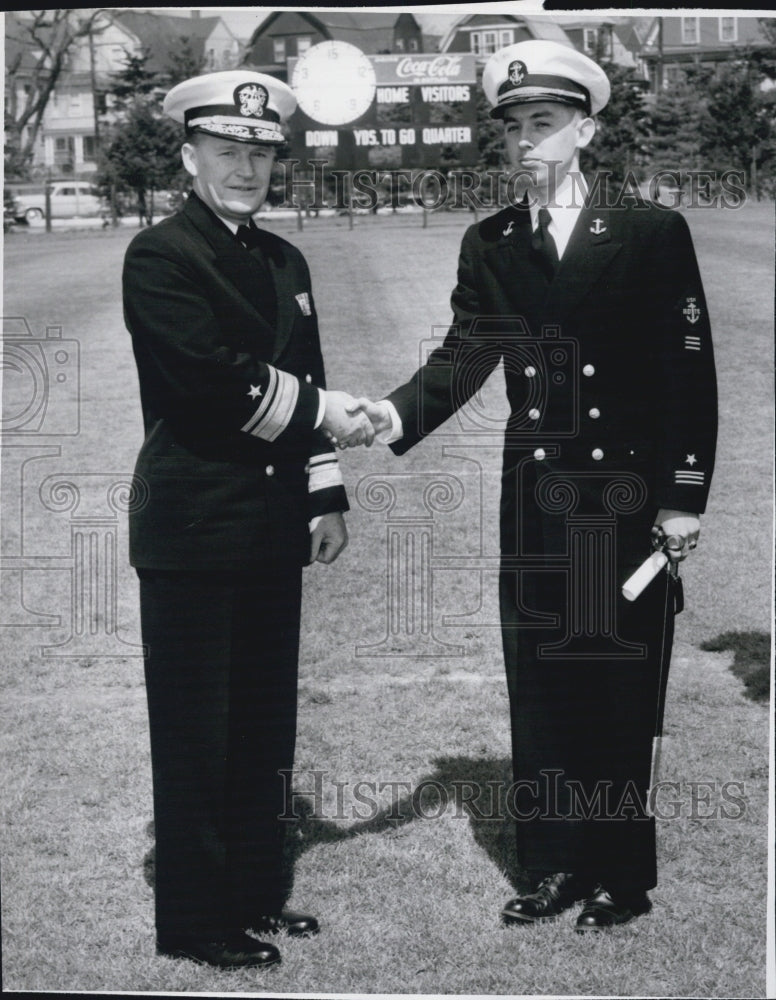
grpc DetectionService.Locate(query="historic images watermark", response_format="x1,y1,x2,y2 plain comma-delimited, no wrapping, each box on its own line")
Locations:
276,161,748,212
279,769,748,823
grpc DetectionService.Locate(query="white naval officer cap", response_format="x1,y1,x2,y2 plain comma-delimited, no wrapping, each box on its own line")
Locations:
483,40,610,118
163,70,296,145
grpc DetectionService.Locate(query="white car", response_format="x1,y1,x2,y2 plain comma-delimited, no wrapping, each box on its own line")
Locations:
16,181,105,221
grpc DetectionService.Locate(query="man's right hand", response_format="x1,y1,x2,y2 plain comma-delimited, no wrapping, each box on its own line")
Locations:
322,390,375,448
352,397,393,436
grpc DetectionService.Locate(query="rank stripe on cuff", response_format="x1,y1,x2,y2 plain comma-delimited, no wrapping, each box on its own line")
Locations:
308,454,343,492
674,470,705,484
241,365,300,441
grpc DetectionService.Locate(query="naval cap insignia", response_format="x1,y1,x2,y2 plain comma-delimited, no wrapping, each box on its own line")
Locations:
234,82,268,118
508,60,527,87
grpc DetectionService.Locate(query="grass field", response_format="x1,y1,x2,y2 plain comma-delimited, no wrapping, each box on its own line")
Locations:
1,198,773,996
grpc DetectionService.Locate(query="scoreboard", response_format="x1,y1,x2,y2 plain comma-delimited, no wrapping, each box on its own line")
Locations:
287,44,478,169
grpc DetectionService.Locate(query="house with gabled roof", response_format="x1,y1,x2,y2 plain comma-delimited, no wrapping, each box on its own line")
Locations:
5,9,240,178
113,10,241,76
640,14,775,93
438,13,572,63
242,11,423,79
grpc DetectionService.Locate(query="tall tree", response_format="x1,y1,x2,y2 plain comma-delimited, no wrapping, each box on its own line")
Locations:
584,63,650,183
645,68,708,175
166,36,207,87
698,53,776,197
97,49,184,225
4,9,110,177
106,48,160,112
101,102,183,224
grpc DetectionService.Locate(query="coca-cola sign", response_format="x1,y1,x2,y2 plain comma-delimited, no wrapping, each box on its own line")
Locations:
372,52,476,86
396,55,462,79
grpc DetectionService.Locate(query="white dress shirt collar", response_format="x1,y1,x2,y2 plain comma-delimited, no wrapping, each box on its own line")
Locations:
529,173,588,260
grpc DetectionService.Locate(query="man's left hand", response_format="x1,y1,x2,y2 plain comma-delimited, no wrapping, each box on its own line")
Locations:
654,508,701,561
310,512,348,565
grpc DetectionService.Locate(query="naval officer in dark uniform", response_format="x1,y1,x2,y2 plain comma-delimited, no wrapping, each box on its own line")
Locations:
356,40,717,931
123,70,373,969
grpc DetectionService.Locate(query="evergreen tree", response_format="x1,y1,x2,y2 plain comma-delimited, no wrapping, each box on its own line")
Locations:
474,82,505,172
645,69,708,175
584,63,650,183
166,36,206,87
698,55,776,197
101,102,183,224
97,49,185,224
107,48,160,112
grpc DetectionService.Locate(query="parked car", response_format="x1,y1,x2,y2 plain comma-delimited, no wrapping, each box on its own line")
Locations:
15,181,105,221
4,189,23,230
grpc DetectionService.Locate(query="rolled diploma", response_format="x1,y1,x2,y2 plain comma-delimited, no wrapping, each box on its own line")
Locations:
622,550,669,601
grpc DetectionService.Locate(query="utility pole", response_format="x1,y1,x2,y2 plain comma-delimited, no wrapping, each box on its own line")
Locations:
88,24,100,155
657,16,664,93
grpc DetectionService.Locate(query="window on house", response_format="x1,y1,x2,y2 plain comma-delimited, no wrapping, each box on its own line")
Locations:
482,30,498,54
273,38,286,62
409,37,419,51
83,135,97,160
583,27,598,55
297,36,311,55
68,93,82,115
206,48,215,70
222,47,233,68
719,17,737,42
499,29,513,46
470,31,499,55
395,38,405,51
54,136,75,165
681,17,699,45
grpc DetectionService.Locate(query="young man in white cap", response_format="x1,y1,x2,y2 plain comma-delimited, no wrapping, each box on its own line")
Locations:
356,40,717,930
123,70,373,969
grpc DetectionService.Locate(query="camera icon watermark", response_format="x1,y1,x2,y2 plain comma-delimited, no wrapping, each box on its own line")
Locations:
414,319,579,441
1,317,80,436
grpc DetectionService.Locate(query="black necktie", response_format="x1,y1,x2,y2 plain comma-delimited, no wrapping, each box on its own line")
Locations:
532,207,559,278
235,223,277,328
237,222,262,250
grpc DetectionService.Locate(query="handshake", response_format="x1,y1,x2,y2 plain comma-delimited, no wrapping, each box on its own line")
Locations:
321,390,392,448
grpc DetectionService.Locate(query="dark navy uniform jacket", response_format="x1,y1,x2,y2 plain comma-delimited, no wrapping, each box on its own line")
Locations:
123,193,348,572
388,191,717,566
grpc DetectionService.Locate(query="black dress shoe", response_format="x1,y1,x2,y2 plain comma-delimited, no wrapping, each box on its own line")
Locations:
501,873,585,925
575,886,652,931
157,932,281,969
250,909,320,937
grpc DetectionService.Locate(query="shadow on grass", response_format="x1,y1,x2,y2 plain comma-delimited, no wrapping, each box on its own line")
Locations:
275,754,530,901
143,758,530,902
699,630,771,702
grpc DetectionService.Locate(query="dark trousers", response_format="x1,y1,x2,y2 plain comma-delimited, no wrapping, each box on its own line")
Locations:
499,540,676,894
138,565,302,943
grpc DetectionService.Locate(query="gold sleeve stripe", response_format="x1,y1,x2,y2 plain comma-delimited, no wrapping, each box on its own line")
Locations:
242,366,278,435
242,366,300,441
674,471,705,484
308,462,344,493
